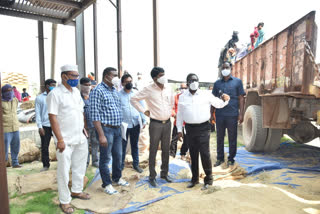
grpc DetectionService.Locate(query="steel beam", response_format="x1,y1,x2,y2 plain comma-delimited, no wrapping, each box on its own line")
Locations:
152,0,159,67
51,24,57,79
43,0,82,9
0,8,75,26
0,74,10,214
75,13,86,78
93,3,99,81
116,0,122,77
38,21,46,92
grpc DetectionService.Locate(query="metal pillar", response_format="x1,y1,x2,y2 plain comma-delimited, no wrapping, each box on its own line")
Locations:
38,21,46,92
152,0,159,67
0,73,10,214
75,13,86,78
51,23,57,79
93,3,99,81
116,0,122,77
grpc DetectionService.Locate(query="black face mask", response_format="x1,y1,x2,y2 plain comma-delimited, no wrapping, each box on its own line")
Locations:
125,82,133,90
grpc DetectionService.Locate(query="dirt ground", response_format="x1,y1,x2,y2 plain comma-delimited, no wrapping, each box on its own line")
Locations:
6,132,320,214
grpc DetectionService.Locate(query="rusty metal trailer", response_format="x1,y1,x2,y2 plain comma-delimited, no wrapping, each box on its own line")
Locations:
233,11,320,152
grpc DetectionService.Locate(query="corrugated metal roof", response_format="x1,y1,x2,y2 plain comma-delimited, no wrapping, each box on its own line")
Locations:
0,0,96,25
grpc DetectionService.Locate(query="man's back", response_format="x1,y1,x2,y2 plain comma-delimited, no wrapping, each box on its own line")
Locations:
2,97,19,133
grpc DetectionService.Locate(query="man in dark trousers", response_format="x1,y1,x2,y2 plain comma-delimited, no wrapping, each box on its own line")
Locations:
131,67,174,187
35,79,57,171
177,73,230,190
212,62,245,167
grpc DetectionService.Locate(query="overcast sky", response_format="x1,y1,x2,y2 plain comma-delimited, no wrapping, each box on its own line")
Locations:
0,0,320,87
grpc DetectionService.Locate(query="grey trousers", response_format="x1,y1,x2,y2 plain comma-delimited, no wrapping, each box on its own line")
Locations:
148,120,172,179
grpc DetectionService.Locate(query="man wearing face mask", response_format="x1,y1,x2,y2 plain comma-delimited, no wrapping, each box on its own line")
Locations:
212,62,246,168
119,73,146,173
131,67,174,187
2,84,22,168
176,73,230,190
80,77,99,168
47,64,90,214
35,79,57,172
90,67,129,195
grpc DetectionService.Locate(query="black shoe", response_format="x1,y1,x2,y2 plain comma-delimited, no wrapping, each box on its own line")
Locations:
133,165,143,173
214,160,224,167
160,175,173,183
149,179,158,187
187,181,199,188
201,184,212,190
227,160,235,167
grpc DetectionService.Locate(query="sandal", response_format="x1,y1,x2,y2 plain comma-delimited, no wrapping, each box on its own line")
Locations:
71,192,91,200
60,203,74,214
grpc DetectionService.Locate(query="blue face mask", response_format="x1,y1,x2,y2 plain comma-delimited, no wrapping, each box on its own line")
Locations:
67,79,79,87
48,86,55,91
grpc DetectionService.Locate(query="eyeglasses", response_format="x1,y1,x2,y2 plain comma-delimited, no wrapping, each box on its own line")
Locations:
66,73,80,79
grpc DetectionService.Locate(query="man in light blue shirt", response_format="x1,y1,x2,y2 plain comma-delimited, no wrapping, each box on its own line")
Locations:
35,79,56,171
119,73,146,173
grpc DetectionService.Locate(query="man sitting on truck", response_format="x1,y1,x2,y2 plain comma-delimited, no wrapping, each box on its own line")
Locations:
212,62,246,167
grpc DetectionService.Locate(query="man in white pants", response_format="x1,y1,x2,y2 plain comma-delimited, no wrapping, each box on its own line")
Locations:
47,64,90,214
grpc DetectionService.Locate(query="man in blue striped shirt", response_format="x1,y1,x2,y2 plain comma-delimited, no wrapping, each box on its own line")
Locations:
35,79,56,171
90,67,129,195
119,73,146,173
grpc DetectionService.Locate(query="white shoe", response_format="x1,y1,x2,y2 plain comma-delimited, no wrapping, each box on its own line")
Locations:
104,184,118,195
116,178,130,187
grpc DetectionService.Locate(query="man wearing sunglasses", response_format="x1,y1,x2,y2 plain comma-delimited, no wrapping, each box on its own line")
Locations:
47,64,90,214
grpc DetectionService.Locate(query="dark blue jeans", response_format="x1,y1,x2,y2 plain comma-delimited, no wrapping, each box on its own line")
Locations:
4,131,20,166
121,124,140,170
216,116,238,162
99,126,122,187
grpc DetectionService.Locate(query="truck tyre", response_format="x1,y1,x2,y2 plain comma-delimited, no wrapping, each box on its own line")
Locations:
264,129,282,152
243,105,268,152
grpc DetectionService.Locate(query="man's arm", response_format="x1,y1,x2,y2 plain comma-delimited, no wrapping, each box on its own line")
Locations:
35,96,45,136
176,97,184,141
209,93,230,109
238,80,246,124
49,114,65,153
89,89,107,147
130,87,149,114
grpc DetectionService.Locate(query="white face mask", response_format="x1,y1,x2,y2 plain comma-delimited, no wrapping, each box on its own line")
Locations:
157,76,167,85
111,77,120,86
189,81,199,91
221,69,231,77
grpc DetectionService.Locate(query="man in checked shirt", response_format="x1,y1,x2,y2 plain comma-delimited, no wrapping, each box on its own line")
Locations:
90,67,129,195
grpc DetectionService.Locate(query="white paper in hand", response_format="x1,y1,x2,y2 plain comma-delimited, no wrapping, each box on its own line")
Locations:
121,122,128,140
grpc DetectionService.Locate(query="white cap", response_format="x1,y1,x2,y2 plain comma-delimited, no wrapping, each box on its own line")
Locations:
60,64,78,72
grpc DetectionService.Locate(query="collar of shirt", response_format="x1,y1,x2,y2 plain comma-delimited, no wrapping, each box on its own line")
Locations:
102,81,116,91
186,89,200,96
151,82,167,90
221,76,234,82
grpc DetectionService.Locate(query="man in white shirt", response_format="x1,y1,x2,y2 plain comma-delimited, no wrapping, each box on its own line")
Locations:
47,64,90,214
176,73,230,190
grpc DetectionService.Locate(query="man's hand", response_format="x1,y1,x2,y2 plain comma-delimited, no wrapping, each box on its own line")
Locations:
99,135,108,147
38,128,45,137
144,110,150,117
142,124,147,129
238,114,244,124
57,141,66,153
178,132,183,142
222,94,230,101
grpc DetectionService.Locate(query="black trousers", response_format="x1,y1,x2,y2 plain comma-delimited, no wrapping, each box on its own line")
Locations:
185,122,213,185
216,116,238,162
169,125,188,157
40,126,52,168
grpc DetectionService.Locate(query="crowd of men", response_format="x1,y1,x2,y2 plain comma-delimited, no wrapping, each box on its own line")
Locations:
2,61,245,214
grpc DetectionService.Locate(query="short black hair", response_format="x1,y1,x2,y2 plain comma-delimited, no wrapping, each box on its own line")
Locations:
150,67,165,78
45,79,57,87
258,22,264,28
121,73,132,83
102,67,117,79
186,73,198,82
80,77,91,85
23,88,26,91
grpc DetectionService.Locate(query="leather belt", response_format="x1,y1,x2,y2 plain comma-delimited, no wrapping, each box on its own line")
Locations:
102,124,120,128
150,118,170,124
185,121,209,127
